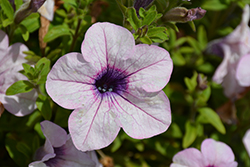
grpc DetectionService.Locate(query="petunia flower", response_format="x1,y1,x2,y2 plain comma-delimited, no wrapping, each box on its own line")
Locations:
243,129,250,157
170,138,238,167
133,0,154,14
38,0,55,21
46,22,173,151
0,30,37,116
29,120,102,167
207,5,250,98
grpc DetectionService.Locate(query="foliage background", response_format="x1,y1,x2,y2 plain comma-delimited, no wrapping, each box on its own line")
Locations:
1,0,250,166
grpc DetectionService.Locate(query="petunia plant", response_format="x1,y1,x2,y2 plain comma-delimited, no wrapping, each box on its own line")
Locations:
1,0,250,166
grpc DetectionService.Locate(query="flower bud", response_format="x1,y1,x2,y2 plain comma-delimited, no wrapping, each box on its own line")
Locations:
163,7,206,23
134,0,154,14
14,0,46,24
196,73,208,90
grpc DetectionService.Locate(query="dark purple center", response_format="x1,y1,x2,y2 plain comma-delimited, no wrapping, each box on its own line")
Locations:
94,67,128,94
206,165,215,167
44,147,65,167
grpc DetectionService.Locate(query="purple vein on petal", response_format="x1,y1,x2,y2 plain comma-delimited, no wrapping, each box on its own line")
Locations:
111,93,141,126
117,93,165,124
82,96,103,146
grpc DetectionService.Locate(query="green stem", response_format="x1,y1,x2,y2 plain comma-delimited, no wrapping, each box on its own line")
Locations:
69,18,82,52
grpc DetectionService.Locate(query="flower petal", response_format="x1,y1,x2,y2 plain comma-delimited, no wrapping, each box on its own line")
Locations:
0,30,8,52
113,91,171,139
81,22,135,71
236,54,250,86
125,44,173,92
38,0,55,21
0,43,28,74
243,129,250,157
171,148,204,167
41,120,68,147
46,52,97,109
221,61,244,98
201,138,236,166
69,95,120,151
55,136,97,167
29,161,47,167
212,44,231,84
1,89,37,116
34,139,55,161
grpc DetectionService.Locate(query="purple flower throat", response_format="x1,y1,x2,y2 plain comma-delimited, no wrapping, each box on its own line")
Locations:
94,67,128,94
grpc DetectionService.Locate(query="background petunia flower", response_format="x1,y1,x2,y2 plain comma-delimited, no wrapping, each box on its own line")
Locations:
29,120,102,167
38,0,55,21
0,30,37,116
46,22,173,151
170,138,238,167
243,129,250,157
207,5,250,98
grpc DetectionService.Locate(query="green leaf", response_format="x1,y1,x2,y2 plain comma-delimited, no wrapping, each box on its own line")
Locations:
36,94,52,120
184,71,198,92
197,25,207,50
19,24,29,41
188,21,196,32
141,11,157,27
172,51,186,66
147,27,169,42
2,18,13,27
139,35,152,44
126,7,141,30
43,25,71,42
116,0,127,16
14,0,23,10
196,86,211,106
6,80,34,95
183,120,197,148
16,142,32,158
21,13,40,33
198,107,226,134
111,136,122,152
201,0,228,10
34,58,51,84
0,0,14,20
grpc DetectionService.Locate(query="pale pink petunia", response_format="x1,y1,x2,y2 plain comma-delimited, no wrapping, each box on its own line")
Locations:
46,22,173,151
29,120,102,167
207,5,250,98
243,129,250,157
170,138,238,167
0,30,37,116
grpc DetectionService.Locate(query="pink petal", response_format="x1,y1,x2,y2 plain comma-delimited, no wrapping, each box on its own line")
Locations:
171,148,205,167
34,139,55,161
201,138,236,166
0,30,9,51
0,43,28,72
69,96,120,151
81,22,135,71
125,44,173,92
29,162,47,167
46,52,97,109
40,120,68,147
236,54,250,86
38,0,55,21
212,44,231,84
1,90,37,116
113,91,171,139
56,136,97,167
243,129,250,157
221,62,244,98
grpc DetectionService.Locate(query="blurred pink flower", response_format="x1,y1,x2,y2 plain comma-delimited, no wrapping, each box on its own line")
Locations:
171,138,238,167
29,120,102,167
243,129,250,157
0,30,37,116
207,5,250,98
46,22,173,151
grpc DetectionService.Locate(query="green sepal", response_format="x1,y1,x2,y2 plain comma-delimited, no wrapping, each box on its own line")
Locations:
6,80,34,95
